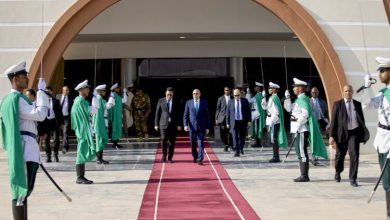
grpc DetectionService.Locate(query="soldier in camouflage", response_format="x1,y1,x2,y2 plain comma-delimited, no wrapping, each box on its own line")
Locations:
132,88,151,141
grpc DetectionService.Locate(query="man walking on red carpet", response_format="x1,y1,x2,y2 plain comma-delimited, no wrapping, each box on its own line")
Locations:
154,87,182,163
183,89,210,165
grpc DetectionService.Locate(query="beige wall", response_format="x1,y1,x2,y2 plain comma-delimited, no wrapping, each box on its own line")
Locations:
0,0,76,96
298,0,390,152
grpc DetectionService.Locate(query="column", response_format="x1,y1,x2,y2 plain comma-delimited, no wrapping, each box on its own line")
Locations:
121,58,137,88
229,57,243,87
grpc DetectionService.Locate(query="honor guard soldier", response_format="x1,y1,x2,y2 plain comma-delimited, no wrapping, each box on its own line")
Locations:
262,82,288,163
362,57,390,218
284,78,328,182
0,61,49,219
108,83,128,148
71,80,96,184
92,84,110,164
246,81,266,148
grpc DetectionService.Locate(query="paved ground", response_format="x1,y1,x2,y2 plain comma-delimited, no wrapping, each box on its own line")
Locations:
0,137,386,220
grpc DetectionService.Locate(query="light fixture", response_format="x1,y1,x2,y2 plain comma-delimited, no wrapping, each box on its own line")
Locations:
179,36,186,39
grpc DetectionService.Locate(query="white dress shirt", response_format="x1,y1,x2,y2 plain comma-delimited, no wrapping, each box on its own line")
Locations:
13,89,48,163
344,99,358,130
46,97,55,119
60,95,69,116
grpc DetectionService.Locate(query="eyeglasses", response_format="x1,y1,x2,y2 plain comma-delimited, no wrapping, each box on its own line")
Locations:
234,95,240,97
193,93,199,95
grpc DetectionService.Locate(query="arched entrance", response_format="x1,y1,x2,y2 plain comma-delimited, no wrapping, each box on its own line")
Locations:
28,0,347,107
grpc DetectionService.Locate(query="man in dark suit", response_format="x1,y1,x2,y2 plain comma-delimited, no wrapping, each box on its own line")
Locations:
45,86,64,162
154,87,182,163
58,85,73,154
215,86,233,151
183,89,210,165
329,85,369,187
226,89,252,157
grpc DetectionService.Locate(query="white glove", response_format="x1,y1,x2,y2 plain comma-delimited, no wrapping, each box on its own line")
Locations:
364,74,371,88
92,96,99,109
37,78,46,91
110,92,115,98
246,88,250,93
123,88,127,93
297,117,308,127
93,89,97,97
262,90,266,97
285,90,290,99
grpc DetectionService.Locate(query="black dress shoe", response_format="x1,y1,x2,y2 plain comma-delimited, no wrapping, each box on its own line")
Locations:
335,173,341,182
240,150,244,155
193,159,197,163
168,160,173,163
350,180,358,187
224,146,229,152
234,153,240,157
54,154,59,162
46,157,52,163
198,160,203,165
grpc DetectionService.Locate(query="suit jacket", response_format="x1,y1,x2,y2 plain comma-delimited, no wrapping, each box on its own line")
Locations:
154,97,182,129
51,97,64,126
215,95,233,124
183,99,210,132
310,97,328,119
226,98,251,130
329,99,369,144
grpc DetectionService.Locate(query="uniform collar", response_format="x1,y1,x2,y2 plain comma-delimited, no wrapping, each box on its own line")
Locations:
11,89,21,94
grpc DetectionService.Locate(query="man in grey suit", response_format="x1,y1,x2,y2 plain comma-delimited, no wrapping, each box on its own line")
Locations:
215,86,233,151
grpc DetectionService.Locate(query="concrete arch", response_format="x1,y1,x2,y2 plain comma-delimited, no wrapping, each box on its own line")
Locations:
29,0,347,106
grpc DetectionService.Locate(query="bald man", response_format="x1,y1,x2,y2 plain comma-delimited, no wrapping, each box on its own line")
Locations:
329,85,369,187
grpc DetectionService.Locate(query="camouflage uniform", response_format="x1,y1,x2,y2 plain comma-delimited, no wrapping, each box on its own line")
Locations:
132,92,151,138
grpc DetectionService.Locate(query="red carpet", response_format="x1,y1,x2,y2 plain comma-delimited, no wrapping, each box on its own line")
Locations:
138,138,260,220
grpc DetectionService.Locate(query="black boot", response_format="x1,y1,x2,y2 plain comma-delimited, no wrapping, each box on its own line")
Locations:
112,140,123,149
96,151,109,164
294,162,310,182
386,191,390,220
76,164,93,184
54,153,59,163
12,199,26,220
269,143,281,163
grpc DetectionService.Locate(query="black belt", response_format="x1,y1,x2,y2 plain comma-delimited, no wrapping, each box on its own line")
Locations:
291,118,297,122
379,123,390,130
20,131,37,139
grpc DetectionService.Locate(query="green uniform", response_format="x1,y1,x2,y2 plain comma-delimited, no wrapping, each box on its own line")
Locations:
295,95,328,159
0,92,28,201
269,95,288,148
71,96,96,164
92,95,108,152
132,93,151,137
108,93,123,141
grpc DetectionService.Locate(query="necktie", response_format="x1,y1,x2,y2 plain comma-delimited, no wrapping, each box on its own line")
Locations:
236,100,240,120
195,100,199,113
347,100,352,128
61,96,66,108
167,99,170,113
48,98,51,117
